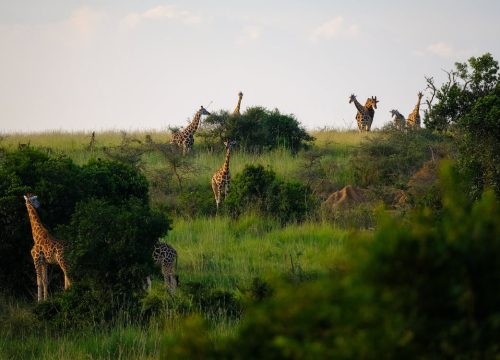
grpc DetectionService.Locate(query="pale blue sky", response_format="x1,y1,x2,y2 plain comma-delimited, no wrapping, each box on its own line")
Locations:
1,1,499,132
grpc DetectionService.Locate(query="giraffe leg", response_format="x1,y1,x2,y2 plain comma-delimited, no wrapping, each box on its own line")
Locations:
56,254,71,289
42,263,48,301
31,248,43,302
212,179,220,214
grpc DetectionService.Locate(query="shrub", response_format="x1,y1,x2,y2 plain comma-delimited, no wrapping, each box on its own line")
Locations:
56,197,170,322
79,159,149,205
225,164,316,224
456,83,500,199
200,107,314,153
176,183,216,217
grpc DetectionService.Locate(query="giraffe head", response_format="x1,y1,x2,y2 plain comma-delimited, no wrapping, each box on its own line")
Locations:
238,91,243,98
199,106,211,116
417,92,424,100
390,109,398,117
348,94,357,103
24,193,40,208
224,139,237,150
367,96,379,109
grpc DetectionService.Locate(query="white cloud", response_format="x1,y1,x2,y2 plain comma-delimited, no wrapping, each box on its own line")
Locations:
426,42,454,58
122,5,202,29
66,7,106,38
310,16,360,42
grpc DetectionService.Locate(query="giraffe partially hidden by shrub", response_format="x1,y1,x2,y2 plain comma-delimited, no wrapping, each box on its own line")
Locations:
147,241,178,295
24,193,71,302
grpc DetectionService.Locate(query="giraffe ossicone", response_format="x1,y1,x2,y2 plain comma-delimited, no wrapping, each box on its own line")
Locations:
24,193,71,302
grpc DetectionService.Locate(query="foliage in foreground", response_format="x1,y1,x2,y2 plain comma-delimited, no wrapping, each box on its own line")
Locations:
165,164,500,359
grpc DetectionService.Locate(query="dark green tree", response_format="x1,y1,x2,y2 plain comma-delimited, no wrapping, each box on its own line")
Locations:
200,107,314,153
456,83,500,198
424,53,499,131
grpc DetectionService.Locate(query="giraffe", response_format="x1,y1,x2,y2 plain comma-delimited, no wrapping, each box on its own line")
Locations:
390,109,406,130
233,91,243,116
170,106,211,154
211,140,236,212
150,241,178,294
23,193,71,302
349,94,379,132
407,92,423,129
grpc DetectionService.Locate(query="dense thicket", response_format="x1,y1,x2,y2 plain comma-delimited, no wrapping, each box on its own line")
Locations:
0,149,171,315
200,106,314,153
225,164,316,224
424,53,499,199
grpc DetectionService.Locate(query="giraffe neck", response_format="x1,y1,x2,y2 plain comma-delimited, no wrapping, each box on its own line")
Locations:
233,96,243,115
413,96,422,114
352,97,367,115
26,203,46,242
182,111,202,136
222,146,232,173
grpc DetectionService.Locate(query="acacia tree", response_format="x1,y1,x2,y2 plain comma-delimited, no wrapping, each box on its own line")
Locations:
424,53,499,131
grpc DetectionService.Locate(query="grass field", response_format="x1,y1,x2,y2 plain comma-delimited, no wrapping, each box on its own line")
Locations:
0,129,378,359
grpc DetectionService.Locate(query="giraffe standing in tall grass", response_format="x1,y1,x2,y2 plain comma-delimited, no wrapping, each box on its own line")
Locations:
24,193,71,302
170,106,211,154
211,140,236,212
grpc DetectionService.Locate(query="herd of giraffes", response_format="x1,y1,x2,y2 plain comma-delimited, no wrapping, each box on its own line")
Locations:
23,90,424,302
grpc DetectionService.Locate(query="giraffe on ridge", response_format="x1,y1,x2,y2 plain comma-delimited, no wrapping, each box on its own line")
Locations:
233,91,243,116
171,106,211,154
407,92,423,129
349,94,379,132
211,140,236,212
390,109,406,130
24,193,71,302
149,241,178,294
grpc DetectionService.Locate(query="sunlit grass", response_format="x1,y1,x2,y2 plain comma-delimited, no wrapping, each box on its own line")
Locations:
164,215,348,289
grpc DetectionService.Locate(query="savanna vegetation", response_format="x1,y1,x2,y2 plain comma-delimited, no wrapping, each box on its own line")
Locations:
1,53,499,359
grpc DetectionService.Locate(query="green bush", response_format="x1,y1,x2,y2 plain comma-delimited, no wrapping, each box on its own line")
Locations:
176,183,216,217
55,197,170,324
0,148,81,297
79,159,149,205
225,164,316,224
201,107,314,153
456,83,500,199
